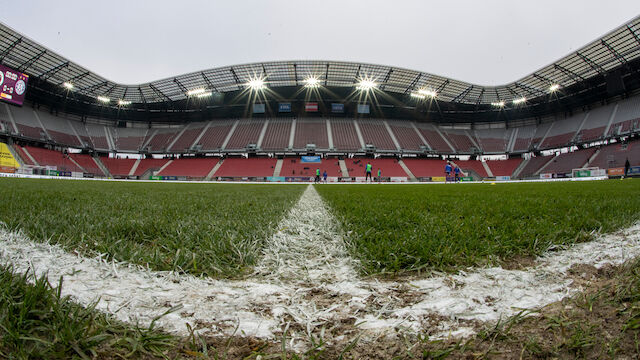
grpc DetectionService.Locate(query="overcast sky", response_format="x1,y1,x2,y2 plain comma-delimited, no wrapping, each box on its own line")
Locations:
1,1,639,86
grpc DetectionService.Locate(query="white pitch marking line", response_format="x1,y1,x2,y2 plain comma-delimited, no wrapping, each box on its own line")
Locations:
1,185,640,346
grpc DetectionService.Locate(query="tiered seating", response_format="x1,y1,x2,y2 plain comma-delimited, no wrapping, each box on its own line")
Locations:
158,157,219,178
402,158,447,177
389,122,424,151
10,106,46,140
112,127,149,152
416,125,451,152
69,154,104,175
133,158,170,177
85,123,110,150
475,128,510,153
519,155,554,178
330,120,360,150
455,160,487,177
540,114,582,149
358,120,396,150
169,123,206,152
261,120,291,150
512,125,536,152
543,148,596,174
100,157,136,177
22,146,82,172
0,105,14,134
575,105,613,143
214,158,277,177
486,159,522,177
69,121,94,148
344,158,408,177
589,142,640,169
530,122,553,150
146,128,180,152
15,146,35,165
609,97,640,136
38,112,81,147
279,157,342,177
293,119,329,149
225,121,263,149
444,131,476,153
197,122,233,150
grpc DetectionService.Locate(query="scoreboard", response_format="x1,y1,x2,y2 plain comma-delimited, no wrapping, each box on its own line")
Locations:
0,64,29,106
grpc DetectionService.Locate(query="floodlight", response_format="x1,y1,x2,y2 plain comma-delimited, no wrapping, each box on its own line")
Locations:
187,88,206,96
247,78,266,90
410,92,426,100
305,77,320,87
512,97,526,105
549,84,560,92
356,79,377,91
97,96,110,103
63,82,74,89
118,99,131,106
417,89,437,98
196,91,213,98
491,101,505,107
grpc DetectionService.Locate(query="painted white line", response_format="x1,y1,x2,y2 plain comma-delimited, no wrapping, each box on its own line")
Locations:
0,186,639,347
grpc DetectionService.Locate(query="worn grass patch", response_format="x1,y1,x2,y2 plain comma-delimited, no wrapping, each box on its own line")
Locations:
315,180,640,274
0,179,305,278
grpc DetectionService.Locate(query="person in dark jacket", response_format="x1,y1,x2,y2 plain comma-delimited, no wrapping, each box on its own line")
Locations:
625,158,631,178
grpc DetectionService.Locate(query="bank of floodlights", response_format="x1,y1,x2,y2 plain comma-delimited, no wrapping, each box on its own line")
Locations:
97,96,110,103
304,77,320,88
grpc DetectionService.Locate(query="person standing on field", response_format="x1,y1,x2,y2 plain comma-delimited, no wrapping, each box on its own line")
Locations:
315,168,321,183
444,162,452,182
377,168,382,183
365,162,373,182
625,158,631,178
323,170,328,183
454,165,461,182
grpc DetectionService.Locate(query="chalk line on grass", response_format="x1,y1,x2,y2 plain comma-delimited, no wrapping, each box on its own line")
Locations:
1,184,640,348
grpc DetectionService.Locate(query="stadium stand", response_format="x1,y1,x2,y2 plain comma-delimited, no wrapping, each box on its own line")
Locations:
512,125,536,152
133,158,170,177
84,123,110,150
196,122,233,151
37,112,82,147
168,123,205,152
330,119,361,151
344,158,408,177
158,157,219,178
214,157,277,177
112,127,149,152
475,128,511,153
261,120,291,150
100,157,137,177
519,155,554,178
441,129,477,153
225,121,263,150
293,119,329,149
388,122,424,151
455,160,488,178
69,121,94,148
69,154,104,175
401,158,447,178
415,124,452,152
146,128,180,152
279,157,342,177
15,146,35,165
22,146,82,172
543,148,597,175
589,141,640,169
540,113,583,149
575,105,614,143
530,122,553,150
9,106,46,140
358,120,397,150
609,97,640,136
486,159,523,177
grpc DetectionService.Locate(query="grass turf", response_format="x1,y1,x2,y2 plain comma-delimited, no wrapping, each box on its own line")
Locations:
315,180,640,275
0,179,305,278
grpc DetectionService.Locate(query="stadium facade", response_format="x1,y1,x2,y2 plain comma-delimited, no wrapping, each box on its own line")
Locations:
0,17,638,181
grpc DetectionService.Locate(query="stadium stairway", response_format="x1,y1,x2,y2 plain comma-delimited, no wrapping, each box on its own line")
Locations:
397,159,417,181
512,158,529,178
94,156,112,178
481,162,493,177
6,143,25,167
273,158,283,177
129,159,141,176
339,159,349,177
205,159,223,180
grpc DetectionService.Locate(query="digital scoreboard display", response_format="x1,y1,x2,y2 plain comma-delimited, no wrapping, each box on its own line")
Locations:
0,64,29,106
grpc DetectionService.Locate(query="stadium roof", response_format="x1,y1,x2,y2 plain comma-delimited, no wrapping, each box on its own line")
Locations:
1,16,639,108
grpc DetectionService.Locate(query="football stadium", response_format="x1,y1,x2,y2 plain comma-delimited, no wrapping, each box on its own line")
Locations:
1,4,640,358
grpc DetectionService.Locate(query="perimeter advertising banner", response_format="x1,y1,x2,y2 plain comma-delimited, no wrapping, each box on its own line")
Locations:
0,142,20,172
0,64,29,106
